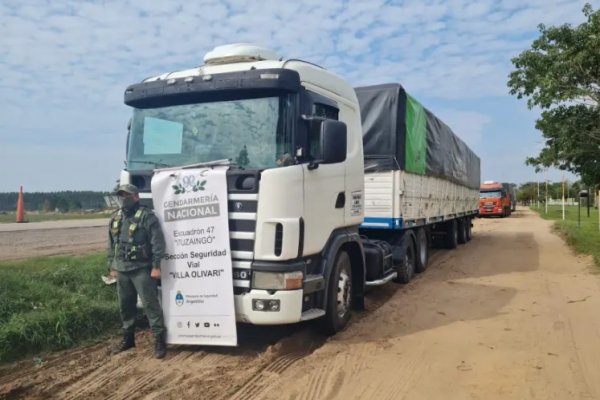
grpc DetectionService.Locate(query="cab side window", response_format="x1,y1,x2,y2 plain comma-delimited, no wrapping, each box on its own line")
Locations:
309,103,339,159
313,103,339,120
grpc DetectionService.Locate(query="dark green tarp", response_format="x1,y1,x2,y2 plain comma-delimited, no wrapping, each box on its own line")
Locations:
355,83,480,189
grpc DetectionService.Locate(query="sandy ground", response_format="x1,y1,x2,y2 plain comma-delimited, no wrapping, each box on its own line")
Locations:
0,219,107,261
1,208,600,400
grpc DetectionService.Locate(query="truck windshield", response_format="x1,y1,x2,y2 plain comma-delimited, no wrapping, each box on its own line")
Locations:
480,191,502,199
127,94,293,171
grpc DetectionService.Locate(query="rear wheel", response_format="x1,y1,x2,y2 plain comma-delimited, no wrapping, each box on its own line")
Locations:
457,218,467,244
415,228,429,273
445,220,458,249
395,235,416,283
322,250,352,334
465,217,472,242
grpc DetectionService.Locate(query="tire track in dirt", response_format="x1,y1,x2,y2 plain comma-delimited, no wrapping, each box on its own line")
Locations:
60,349,164,400
299,346,371,400
228,351,308,400
227,331,326,400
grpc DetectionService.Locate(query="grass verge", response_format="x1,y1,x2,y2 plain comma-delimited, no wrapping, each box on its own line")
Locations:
0,212,112,224
531,205,600,269
0,253,120,364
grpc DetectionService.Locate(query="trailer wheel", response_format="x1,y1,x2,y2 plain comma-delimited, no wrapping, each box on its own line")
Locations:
445,220,458,249
394,235,416,283
322,250,352,334
457,218,467,244
415,228,429,273
465,218,472,242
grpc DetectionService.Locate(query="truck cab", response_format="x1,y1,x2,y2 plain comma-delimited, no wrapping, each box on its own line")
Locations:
479,181,511,217
120,44,366,333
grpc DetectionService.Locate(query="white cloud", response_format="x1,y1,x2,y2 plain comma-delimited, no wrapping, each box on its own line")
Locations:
0,0,591,190
434,110,491,152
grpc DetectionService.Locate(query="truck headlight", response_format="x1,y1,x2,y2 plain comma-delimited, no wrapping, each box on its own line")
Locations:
252,271,303,290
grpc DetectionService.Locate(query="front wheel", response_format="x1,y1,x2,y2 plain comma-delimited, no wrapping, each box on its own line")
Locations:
322,250,352,335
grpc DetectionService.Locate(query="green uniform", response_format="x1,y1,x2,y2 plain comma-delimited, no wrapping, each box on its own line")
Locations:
107,204,166,338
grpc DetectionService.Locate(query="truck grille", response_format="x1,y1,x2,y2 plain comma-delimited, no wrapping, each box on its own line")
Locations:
229,193,256,293
226,170,259,294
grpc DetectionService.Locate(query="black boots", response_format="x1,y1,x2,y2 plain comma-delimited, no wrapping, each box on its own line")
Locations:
112,332,166,359
154,333,167,359
113,332,135,354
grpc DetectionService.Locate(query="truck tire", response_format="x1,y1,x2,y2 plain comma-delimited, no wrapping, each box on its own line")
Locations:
415,228,429,273
457,218,467,244
465,217,472,242
445,220,458,249
394,235,416,283
322,250,352,334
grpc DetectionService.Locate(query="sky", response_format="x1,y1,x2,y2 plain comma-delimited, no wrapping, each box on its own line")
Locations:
0,0,590,193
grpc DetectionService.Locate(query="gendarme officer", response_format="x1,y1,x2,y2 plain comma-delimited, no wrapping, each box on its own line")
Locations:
107,184,167,359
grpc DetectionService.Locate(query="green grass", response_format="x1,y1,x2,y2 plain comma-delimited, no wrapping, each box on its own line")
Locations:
531,204,600,269
0,253,121,363
0,211,112,224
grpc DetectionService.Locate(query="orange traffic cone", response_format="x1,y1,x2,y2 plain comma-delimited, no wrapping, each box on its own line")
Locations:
16,186,25,223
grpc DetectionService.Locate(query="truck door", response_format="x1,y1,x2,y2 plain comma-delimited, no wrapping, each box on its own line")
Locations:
301,101,346,256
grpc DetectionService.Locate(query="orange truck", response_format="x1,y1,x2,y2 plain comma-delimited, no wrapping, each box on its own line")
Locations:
479,181,512,217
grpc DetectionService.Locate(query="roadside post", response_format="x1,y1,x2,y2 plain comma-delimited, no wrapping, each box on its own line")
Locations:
587,186,591,217
578,190,588,227
561,175,565,221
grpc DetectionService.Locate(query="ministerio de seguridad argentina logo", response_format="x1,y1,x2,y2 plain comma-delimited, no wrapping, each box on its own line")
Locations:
175,291,184,306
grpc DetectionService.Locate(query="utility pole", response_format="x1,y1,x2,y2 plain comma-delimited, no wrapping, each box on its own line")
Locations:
561,173,565,220
537,180,540,208
545,170,548,214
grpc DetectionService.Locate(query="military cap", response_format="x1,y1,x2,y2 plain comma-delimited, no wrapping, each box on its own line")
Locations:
116,184,139,195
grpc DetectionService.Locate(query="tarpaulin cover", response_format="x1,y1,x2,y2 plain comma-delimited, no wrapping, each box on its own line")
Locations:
355,83,480,189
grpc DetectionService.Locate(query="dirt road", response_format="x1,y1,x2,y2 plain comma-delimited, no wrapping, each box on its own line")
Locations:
2,208,600,400
0,219,107,261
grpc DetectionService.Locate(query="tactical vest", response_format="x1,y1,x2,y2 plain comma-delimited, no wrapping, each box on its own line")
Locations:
110,207,151,262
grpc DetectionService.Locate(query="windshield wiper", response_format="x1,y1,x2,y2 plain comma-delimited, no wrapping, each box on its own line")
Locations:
154,159,239,171
127,160,171,168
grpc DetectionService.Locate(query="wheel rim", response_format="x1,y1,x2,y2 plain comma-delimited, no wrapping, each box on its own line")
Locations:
337,269,352,318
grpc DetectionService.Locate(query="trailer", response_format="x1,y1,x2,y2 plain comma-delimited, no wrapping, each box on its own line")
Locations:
119,44,481,336
356,84,480,284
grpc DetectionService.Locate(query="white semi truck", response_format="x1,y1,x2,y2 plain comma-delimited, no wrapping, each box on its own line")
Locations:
120,44,480,334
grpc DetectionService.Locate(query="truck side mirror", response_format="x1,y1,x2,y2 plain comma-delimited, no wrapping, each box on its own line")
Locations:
321,120,347,165
304,116,347,170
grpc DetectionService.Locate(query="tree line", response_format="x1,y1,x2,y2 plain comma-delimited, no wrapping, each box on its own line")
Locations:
516,181,593,205
0,191,110,212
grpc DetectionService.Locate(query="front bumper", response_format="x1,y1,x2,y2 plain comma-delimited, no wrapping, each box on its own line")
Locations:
479,207,503,216
234,289,303,324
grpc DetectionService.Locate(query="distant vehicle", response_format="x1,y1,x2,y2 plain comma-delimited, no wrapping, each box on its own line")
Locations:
479,181,512,217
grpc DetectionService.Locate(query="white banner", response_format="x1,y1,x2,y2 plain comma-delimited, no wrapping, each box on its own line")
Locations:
151,166,237,346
